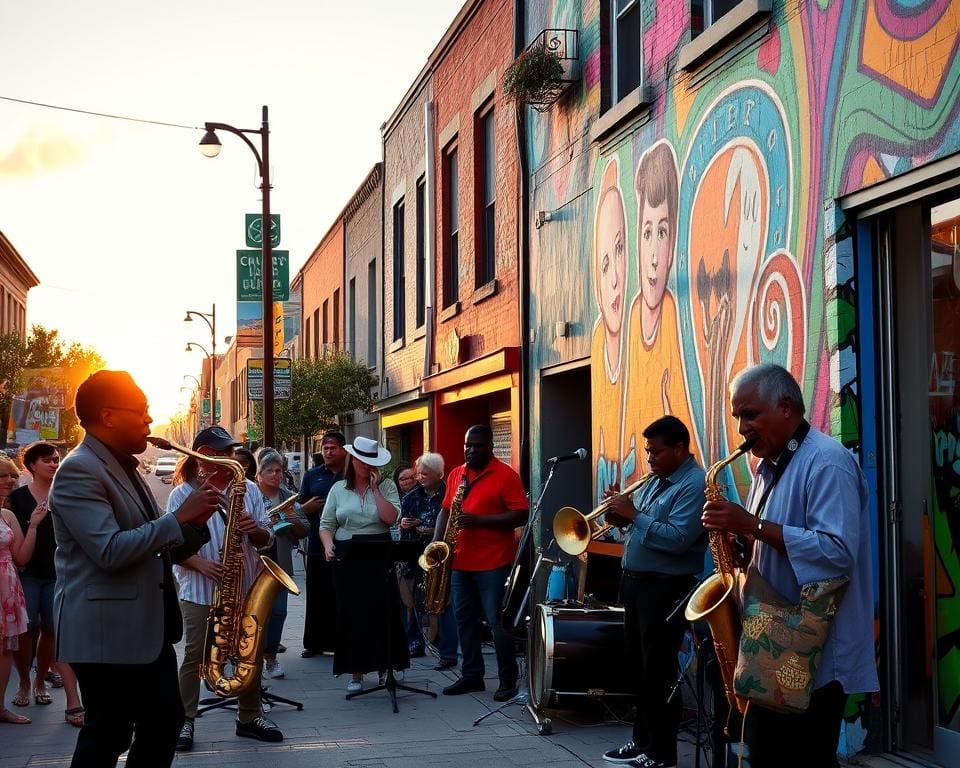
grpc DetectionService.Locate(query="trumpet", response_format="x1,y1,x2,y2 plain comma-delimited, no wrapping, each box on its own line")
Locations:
266,495,299,535
553,473,655,556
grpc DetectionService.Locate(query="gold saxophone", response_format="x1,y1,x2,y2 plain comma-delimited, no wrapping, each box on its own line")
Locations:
148,436,300,697
419,478,466,615
684,436,757,719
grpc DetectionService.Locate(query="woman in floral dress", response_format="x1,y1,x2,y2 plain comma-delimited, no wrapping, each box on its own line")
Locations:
0,454,31,724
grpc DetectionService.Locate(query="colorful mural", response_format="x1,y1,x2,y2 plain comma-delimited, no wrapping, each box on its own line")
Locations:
525,0,960,754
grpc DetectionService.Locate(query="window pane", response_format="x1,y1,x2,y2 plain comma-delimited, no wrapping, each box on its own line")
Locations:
483,201,496,283
707,0,741,25
416,178,425,327
483,111,495,206
449,149,459,228
393,199,405,341
616,1,641,98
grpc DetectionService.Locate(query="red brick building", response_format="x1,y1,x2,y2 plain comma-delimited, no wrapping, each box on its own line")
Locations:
424,0,522,469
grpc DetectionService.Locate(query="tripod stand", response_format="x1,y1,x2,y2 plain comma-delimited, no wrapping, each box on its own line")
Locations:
341,538,437,713
197,682,304,715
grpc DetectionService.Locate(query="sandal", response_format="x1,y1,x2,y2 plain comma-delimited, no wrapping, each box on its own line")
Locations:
11,689,29,708
33,687,52,706
46,670,64,688
0,708,31,724
65,707,85,728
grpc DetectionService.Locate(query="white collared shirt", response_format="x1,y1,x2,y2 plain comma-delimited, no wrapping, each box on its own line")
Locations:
167,478,270,606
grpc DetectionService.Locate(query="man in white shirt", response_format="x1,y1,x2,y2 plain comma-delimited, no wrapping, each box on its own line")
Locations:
169,426,281,751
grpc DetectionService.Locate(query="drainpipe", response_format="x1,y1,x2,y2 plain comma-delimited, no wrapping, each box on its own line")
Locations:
514,0,531,488
423,90,437,382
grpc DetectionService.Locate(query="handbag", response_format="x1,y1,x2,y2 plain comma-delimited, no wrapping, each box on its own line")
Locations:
733,565,848,713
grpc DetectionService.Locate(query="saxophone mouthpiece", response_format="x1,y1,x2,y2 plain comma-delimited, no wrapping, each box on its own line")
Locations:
737,436,759,453
146,435,173,450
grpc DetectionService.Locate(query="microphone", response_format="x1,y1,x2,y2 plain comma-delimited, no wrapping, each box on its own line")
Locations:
546,448,587,464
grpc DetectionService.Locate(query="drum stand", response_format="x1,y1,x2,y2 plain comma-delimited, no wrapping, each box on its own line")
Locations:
471,656,553,735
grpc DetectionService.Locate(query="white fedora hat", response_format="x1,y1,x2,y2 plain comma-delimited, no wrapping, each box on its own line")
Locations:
343,436,392,467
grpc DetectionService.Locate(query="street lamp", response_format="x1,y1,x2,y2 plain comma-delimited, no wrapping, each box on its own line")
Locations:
185,341,215,428
199,107,274,447
184,304,217,423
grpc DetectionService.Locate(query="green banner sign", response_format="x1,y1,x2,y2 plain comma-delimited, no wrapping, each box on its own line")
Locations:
237,250,289,302
200,400,222,419
245,213,281,248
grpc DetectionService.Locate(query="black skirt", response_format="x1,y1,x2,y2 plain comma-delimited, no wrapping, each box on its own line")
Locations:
331,533,410,675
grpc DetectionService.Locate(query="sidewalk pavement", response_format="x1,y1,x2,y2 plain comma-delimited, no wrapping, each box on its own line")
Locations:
2,556,934,768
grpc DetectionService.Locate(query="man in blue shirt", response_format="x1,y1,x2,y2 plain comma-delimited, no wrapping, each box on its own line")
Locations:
601,415,707,768
702,363,878,767
297,430,346,657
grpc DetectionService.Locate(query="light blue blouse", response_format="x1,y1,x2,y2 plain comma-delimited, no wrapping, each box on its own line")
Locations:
748,428,879,694
318,478,400,541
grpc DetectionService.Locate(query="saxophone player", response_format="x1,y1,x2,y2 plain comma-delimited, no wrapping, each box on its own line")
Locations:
49,371,220,768
601,415,707,768
434,425,528,702
169,426,281,751
701,364,878,767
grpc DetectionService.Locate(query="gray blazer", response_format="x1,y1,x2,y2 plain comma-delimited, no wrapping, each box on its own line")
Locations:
50,433,187,664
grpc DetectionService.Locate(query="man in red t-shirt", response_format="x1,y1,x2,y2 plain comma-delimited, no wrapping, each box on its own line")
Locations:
434,425,528,701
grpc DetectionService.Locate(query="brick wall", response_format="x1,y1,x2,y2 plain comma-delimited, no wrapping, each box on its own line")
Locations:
431,0,521,371
301,221,344,359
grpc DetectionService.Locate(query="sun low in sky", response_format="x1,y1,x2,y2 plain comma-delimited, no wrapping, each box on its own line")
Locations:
0,0,463,424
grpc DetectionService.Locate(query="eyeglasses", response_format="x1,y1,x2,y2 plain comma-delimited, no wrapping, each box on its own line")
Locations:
106,405,150,418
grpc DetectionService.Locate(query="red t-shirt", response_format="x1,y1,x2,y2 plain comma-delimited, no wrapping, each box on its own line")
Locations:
442,457,528,572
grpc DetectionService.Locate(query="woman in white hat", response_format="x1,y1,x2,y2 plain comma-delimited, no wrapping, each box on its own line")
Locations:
318,437,409,692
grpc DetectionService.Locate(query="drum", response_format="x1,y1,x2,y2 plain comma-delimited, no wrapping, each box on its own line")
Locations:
528,602,631,709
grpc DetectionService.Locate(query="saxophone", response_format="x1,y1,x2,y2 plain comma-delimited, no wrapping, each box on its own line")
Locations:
148,436,300,697
418,477,466,615
684,436,757,719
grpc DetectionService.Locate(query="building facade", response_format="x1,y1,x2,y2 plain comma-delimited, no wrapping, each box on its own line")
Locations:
343,163,383,444
425,0,523,470
379,69,433,471
521,0,960,761
0,229,38,339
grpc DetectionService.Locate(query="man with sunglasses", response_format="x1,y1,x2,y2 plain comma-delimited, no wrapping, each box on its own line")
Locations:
49,370,220,768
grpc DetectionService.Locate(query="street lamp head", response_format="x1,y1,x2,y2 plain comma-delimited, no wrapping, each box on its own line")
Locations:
183,312,193,322
185,343,193,352
199,129,222,158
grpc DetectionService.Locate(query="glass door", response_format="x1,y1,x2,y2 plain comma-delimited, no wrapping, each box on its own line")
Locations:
928,196,960,761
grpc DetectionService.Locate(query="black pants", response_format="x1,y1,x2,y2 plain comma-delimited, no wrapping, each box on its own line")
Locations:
745,681,846,768
71,644,184,768
620,571,695,766
303,552,337,653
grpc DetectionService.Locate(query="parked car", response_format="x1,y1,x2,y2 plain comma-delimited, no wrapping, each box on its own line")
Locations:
154,456,178,478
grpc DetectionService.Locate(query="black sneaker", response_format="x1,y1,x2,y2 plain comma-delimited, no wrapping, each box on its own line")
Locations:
433,658,457,671
628,756,675,768
235,715,283,743
300,648,318,658
493,681,518,702
277,643,286,653
603,741,646,763
442,677,485,695
175,718,194,752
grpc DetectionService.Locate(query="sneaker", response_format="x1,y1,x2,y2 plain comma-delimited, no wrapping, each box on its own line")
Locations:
603,742,646,764
175,718,194,752
235,715,283,743
434,658,458,671
264,658,285,679
408,643,425,658
346,680,363,693
628,757,675,768
493,681,518,702
300,648,318,658
442,677,485,696
276,643,286,653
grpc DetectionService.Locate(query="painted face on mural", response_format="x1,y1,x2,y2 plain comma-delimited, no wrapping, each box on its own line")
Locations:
639,199,673,312
595,188,627,336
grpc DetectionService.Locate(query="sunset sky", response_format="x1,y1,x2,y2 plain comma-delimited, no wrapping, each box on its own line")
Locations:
0,0,463,424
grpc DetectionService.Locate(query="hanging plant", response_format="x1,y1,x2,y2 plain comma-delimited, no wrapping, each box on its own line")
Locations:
502,41,565,111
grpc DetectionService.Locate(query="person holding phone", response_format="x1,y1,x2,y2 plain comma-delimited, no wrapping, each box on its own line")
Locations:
318,437,408,693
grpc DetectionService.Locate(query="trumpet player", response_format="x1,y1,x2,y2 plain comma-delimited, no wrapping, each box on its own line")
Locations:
601,415,706,768
700,364,877,768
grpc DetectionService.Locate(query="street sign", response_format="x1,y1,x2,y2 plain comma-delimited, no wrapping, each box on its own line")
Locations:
237,250,289,301
200,400,222,419
245,213,281,248
247,357,292,400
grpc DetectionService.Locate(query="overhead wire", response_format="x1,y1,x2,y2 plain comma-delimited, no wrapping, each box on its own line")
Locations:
0,95,200,131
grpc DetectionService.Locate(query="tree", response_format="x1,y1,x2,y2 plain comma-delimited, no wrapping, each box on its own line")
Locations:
0,333,28,447
274,352,377,451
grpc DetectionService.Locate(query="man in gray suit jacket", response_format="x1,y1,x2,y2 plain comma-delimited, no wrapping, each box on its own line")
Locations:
50,370,219,768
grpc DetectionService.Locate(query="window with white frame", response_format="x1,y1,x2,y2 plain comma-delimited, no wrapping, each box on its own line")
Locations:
610,0,641,105
691,0,744,36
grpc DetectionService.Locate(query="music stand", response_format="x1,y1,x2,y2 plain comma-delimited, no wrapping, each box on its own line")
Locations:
340,538,438,713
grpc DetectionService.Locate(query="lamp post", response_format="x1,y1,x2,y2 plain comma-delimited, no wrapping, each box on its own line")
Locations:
184,305,217,423
185,341,214,428
199,107,274,447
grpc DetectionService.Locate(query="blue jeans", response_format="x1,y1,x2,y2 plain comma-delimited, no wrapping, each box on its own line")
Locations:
435,604,459,661
451,565,517,684
265,590,288,654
